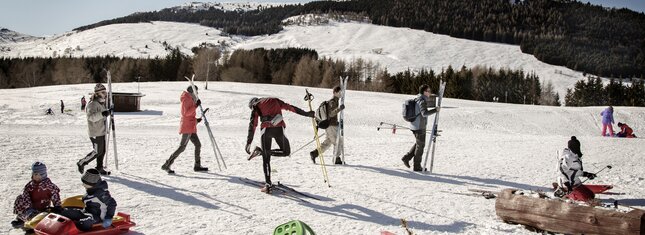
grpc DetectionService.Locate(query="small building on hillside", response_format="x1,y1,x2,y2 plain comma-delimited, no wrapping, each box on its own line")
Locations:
112,92,145,112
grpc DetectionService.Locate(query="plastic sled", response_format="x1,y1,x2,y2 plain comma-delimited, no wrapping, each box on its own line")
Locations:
273,220,315,235
585,184,613,194
34,212,135,235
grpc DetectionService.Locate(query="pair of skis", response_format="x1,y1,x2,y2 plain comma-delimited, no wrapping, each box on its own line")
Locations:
103,70,118,172
185,75,227,171
422,81,446,173
238,177,321,203
334,76,348,164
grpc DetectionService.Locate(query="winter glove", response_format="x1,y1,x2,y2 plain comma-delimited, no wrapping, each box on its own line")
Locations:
196,118,202,123
306,111,315,118
102,218,112,228
101,110,110,117
195,99,201,107
339,104,345,110
245,144,251,154
583,171,597,180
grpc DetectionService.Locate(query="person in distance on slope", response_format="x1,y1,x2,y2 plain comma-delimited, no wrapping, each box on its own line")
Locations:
246,97,315,193
402,84,440,172
77,84,111,175
81,96,87,111
162,86,208,174
554,136,597,202
59,169,117,231
11,162,61,228
310,86,345,165
600,106,615,137
616,122,636,138
60,100,65,114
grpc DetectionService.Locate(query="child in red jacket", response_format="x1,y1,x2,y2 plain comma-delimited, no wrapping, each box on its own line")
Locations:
11,162,61,228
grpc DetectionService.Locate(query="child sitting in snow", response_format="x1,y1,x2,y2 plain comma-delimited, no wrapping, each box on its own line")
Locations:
616,122,637,138
59,169,117,231
11,162,61,228
554,136,597,202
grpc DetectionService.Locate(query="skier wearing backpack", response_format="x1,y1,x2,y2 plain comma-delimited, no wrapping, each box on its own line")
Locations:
162,86,208,174
310,86,345,165
402,84,439,171
77,84,111,175
246,97,315,193
554,136,597,202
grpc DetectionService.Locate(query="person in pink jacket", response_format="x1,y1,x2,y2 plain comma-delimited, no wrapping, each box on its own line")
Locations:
600,106,615,137
161,86,208,174
12,162,61,228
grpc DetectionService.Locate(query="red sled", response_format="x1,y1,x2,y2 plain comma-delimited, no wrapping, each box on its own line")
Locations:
584,184,613,194
34,212,135,235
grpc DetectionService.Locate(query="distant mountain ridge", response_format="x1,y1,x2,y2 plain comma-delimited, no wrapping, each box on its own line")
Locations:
71,0,645,78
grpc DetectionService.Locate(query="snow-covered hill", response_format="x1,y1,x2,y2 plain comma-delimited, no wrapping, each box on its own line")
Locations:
1,81,643,234
0,28,37,44
0,17,621,96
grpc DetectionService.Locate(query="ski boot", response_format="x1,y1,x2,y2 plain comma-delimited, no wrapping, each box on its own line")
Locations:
334,157,344,165
161,163,175,174
194,165,209,172
247,147,262,161
260,183,274,194
310,150,318,164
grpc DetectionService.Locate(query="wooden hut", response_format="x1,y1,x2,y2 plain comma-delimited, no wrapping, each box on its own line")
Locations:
112,92,145,112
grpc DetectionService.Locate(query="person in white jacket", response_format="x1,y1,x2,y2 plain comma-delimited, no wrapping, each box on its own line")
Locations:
77,84,111,175
555,136,597,201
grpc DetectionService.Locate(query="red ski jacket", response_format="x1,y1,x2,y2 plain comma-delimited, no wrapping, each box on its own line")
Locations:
246,98,309,144
179,91,198,134
14,178,61,214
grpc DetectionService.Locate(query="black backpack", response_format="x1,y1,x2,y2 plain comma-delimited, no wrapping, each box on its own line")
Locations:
315,101,331,129
402,98,419,122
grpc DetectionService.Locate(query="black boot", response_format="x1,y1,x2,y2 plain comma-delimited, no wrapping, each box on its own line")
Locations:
310,150,318,164
76,160,85,174
334,157,344,165
10,217,24,229
162,161,175,174
401,155,411,168
194,165,209,172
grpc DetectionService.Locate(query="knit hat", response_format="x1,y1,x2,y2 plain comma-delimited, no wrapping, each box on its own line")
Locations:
618,122,624,127
248,97,259,109
94,83,106,92
81,169,101,186
31,162,47,179
568,136,582,157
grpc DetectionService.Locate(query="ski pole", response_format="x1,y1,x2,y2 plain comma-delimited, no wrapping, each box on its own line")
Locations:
305,89,330,187
288,133,326,157
566,165,612,196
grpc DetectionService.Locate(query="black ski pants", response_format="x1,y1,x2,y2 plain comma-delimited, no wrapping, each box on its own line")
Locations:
79,136,106,170
166,133,202,167
59,208,97,232
261,127,290,185
404,130,426,170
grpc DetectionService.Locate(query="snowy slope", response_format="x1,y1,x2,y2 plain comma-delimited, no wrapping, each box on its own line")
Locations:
0,28,36,44
0,17,609,96
1,81,644,234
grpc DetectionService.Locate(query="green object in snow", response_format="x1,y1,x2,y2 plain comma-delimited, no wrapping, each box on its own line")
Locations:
273,220,315,235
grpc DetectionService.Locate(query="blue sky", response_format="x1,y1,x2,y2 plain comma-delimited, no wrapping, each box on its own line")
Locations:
1,0,643,36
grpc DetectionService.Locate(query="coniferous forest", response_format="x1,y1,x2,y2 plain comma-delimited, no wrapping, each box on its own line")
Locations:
75,0,645,79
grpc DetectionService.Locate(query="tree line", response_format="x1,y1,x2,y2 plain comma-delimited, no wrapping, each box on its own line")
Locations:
565,76,645,106
1,47,569,106
74,0,645,78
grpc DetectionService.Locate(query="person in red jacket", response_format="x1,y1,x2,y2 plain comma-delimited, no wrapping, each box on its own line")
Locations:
11,162,61,228
246,97,315,193
617,122,636,138
162,86,208,174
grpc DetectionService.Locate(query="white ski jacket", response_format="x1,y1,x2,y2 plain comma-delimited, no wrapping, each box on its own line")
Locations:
558,148,584,188
86,98,107,137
